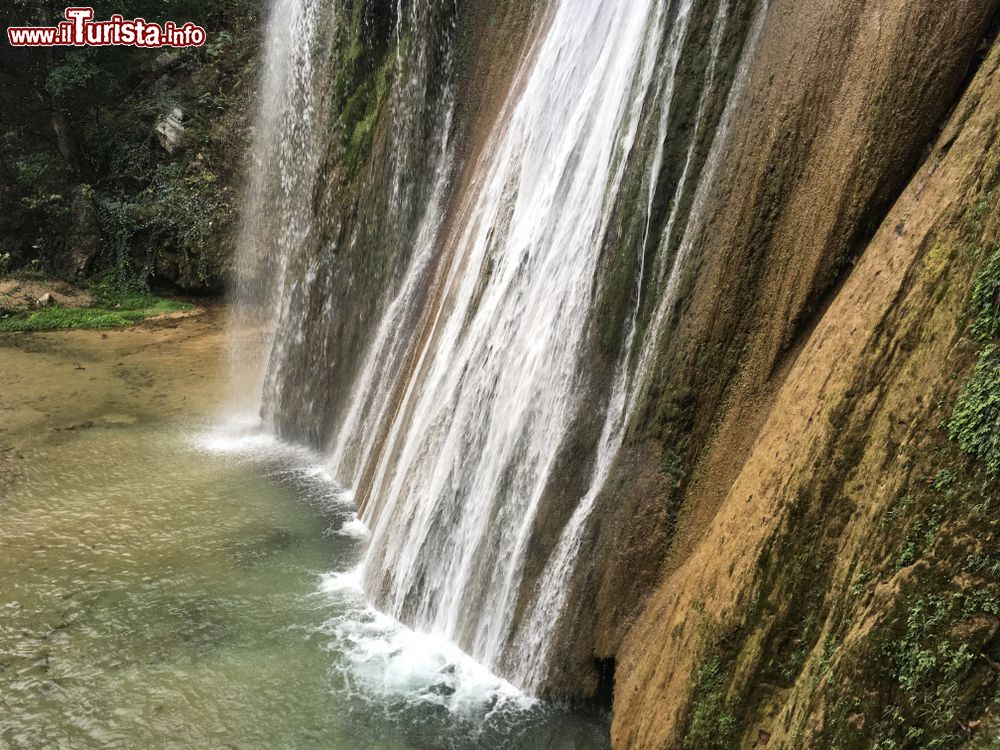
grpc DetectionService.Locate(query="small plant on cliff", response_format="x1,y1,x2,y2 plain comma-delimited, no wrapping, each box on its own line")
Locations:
780,615,816,683
969,242,1000,342
878,590,990,747
948,231,1000,474
894,503,943,571
683,654,738,750
947,345,1000,475
661,449,686,489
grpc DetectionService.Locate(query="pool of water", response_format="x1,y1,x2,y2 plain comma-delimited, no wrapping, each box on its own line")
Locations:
0,418,609,748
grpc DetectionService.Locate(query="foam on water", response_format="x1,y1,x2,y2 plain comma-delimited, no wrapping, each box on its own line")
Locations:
319,567,534,715
195,419,532,717
338,514,370,539
196,418,334,480
195,415,288,454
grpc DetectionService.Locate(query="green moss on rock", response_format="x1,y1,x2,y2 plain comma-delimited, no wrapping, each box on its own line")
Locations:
683,653,739,750
948,345,1000,474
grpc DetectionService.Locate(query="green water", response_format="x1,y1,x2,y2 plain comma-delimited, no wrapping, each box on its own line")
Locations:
0,420,609,748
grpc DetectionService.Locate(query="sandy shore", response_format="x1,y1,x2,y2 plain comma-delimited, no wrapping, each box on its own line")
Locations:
0,303,233,495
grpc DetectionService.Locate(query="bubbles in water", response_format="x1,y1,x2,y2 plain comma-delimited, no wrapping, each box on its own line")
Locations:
318,567,535,716
195,418,536,720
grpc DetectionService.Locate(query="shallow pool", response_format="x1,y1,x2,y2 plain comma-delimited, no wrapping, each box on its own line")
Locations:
0,417,609,748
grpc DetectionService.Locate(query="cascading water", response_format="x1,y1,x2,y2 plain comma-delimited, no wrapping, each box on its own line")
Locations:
353,0,673,676
513,0,772,690
232,0,760,696
227,0,335,403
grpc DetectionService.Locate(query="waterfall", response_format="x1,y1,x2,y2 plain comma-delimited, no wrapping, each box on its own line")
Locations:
232,0,759,694
228,0,336,406
514,0,775,690
350,0,671,679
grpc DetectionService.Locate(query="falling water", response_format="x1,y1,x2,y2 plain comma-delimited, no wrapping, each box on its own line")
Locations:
513,0,772,689
233,0,760,695
348,0,668,678
228,0,335,404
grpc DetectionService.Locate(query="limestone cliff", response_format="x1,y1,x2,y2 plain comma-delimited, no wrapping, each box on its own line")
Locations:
236,2,1000,745
613,6,1000,749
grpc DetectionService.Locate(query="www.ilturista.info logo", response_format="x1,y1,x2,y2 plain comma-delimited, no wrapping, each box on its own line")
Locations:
7,7,206,48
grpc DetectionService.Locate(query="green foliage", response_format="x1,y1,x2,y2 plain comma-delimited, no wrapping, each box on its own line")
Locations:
866,454,1000,748
152,163,228,257
15,152,71,213
967,191,993,244
45,50,102,101
883,492,915,528
661,448,686,488
894,503,942,571
683,654,738,750
852,567,873,596
962,550,1000,577
948,345,1000,475
90,157,232,287
874,589,997,749
88,282,174,310
969,243,1000,342
0,0,261,286
0,282,190,332
949,198,1000,472
894,596,971,694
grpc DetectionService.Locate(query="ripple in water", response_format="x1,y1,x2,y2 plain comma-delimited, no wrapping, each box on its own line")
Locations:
0,416,609,747
199,418,550,721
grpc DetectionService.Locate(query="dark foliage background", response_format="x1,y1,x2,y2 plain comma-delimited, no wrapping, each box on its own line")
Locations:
0,0,263,290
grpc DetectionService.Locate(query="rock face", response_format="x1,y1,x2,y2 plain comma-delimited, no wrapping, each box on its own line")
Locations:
67,186,102,278
610,5,1000,749
236,0,1000,744
155,107,186,153
538,0,1000,707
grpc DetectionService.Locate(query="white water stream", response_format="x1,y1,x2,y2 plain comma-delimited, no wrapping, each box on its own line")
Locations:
346,0,672,679
232,0,762,696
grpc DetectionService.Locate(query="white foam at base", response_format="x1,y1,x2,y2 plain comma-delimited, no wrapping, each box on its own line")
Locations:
195,419,528,716
318,567,534,715
338,515,370,540
192,418,349,503
194,415,292,456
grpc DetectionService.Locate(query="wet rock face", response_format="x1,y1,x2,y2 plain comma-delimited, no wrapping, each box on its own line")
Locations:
634,0,1000,469
550,0,1000,706
234,0,1000,737
254,0,538,448
610,4,1000,748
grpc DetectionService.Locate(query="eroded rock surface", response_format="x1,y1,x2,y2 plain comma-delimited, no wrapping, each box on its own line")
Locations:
614,11,1000,749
